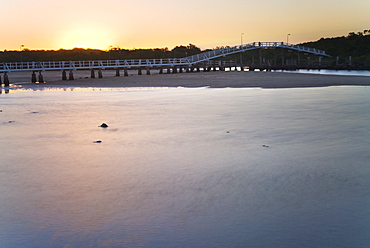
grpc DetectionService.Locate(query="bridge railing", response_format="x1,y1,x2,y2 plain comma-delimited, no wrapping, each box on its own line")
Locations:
184,42,328,63
0,58,194,72
0,42,329,73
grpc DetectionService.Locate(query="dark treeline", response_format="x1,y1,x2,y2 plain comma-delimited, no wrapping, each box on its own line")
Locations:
300,29,370,65
0,44,201,62
1,30,370,66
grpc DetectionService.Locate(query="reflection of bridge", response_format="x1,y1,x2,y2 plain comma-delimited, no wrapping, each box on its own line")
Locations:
0,42,329,85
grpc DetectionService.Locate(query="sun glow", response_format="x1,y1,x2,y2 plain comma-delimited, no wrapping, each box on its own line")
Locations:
56,26,115,50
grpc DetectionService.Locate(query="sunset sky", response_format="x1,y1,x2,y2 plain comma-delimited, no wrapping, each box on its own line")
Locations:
2,0,370,51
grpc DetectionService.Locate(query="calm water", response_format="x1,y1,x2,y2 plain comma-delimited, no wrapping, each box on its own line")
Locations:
1,86,370,248
277,69,370,77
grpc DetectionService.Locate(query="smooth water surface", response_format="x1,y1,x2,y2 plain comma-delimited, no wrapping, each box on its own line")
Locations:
277,69,370,77
1,86,370,247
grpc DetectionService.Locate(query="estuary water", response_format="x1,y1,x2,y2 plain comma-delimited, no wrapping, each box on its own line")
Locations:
1,86,370,248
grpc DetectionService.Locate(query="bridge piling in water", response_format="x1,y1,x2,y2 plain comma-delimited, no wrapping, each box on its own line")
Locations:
98,69,103,78
4,73,9,86
138,68,142,75
38,72,44,83
124,68,128,76
32,71,37,83
69,70,74,80
91,69,95,78
115,68,120,77
62,70,67,80
146,68,151,75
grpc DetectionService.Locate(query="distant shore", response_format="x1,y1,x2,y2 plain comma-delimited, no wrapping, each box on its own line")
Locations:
7,70,370,89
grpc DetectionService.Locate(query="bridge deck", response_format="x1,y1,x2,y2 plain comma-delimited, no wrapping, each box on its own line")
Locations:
0,42,329,73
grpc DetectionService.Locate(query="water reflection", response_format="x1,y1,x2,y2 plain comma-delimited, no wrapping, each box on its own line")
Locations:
1,87,370,247
276,69,370,76
0,85,172,94
0,88,10,94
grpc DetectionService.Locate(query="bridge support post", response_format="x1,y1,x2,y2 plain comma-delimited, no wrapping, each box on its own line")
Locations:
38,72,44,83
69,70,74,80
4,73,9,87
124,68,128,76
91,69,95,78
172,67,177,73
62,70,67,80
138,68,142,75
146,68,151,75
98,69,103,78
159,68,163,74
32,71,37,83
0,74,2,85
115,68,120,77
167,67,171,74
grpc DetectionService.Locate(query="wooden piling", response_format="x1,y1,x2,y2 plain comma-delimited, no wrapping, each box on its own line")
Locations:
4,73,9,86
38,72,44,83
98,69,103,78
115,68,120,77
32,71,37,83
62,70,67,80
91,69,95,78
124,68,128,76
69,70,74,80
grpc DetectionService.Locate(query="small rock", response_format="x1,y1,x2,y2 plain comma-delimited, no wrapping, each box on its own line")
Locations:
99,123,108,128
93,140,102,143
262,145,269,148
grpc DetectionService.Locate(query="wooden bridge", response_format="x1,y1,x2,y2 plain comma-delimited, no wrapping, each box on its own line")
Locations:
0,42,329,85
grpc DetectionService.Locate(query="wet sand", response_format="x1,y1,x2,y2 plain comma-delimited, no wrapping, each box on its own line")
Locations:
7,70,370,88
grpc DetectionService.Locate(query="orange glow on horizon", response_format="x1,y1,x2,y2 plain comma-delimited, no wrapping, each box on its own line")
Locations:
1,0,369,51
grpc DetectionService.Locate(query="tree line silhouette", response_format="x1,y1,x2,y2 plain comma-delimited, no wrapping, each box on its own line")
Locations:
0,44,202,62
1,30,369,67
300,29,370,65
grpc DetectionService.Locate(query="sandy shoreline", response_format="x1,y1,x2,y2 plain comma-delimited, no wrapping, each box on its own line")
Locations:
6,70,370,89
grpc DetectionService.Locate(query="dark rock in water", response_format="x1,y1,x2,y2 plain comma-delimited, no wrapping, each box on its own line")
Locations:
99,123,108,128
93,140,102,143
262,145,269,148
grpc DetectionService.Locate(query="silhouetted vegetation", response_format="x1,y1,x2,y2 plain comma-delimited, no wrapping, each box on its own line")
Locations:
1,31,369,68
0,44,202,62
300,29,370,65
